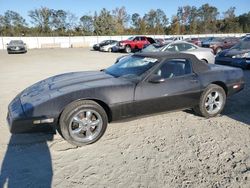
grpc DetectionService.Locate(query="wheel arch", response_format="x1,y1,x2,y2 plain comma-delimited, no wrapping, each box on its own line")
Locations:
201,58,208,63
59,98,112,124
211,81,228,95
125,44,131,48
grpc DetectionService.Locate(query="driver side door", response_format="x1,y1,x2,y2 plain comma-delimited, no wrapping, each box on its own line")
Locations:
134,58,202,116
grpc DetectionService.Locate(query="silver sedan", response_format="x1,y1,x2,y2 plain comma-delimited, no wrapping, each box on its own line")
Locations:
143,41,215,64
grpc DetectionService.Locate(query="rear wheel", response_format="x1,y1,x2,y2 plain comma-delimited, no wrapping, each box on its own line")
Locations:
59,100,108,146
193,84,226,118
125,45,131,53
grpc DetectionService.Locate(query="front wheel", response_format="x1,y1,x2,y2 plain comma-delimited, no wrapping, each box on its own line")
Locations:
193,84,226,118
125,45,131,53
59,100,108,146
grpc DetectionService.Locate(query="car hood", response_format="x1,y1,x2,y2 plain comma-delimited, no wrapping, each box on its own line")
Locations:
120,40,132,43
218,49,250,57
20,71,127,107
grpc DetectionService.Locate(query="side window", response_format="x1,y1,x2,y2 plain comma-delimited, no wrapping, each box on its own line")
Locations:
140,37,146,41
134,37,140,41
183,43,197,51
175,44,185,51
154,59,192,79
165,45,177,52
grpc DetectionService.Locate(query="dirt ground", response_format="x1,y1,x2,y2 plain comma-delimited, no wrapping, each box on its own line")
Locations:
0,48,249,188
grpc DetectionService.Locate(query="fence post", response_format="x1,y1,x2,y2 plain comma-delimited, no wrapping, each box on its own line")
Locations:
36,37,39,49
1,37,4,50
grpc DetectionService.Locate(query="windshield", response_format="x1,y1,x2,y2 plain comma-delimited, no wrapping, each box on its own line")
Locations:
127,37,135,41
100,40,108,45
231,41,250,50
9,40,23,45
105,56,159,79
142,44,162,52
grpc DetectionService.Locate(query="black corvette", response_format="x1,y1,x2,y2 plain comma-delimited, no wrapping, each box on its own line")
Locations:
7,52,244,146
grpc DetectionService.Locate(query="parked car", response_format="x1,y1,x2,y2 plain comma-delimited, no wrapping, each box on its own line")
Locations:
7,52,244,146
113,36,155,53
92,40,117,51
7,40,27,54
154,38,166,45
215,37,250,69
202,37,240,54
164,36,184,43
201,37,216,47
100,41,118,52
240,34,250,40
184,38,202,46
142,41,215,64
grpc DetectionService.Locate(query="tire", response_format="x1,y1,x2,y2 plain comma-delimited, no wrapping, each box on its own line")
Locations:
193,84,226,118
108,48,112,52
125,45,131,53
59,100,108,146
215,47,222,54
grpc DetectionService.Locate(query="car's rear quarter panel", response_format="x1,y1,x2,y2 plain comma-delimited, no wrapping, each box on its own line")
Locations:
198,65,244,96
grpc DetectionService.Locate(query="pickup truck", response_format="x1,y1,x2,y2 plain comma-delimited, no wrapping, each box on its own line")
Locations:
115,36,155,53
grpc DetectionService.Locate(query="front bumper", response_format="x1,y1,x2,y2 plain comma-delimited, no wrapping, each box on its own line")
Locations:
93,46,100,50
7,96,56,134
113,45,125,51
7,48,27,54
215,56,250,69
100,47,109,52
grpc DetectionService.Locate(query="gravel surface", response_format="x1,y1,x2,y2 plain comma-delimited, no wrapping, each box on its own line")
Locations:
0,48,249,188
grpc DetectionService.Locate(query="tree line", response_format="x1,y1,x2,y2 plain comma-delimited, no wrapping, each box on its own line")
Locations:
0,3,249,36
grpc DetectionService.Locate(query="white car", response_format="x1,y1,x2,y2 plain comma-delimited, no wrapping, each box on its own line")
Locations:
143,41,215,64
100,41,118,52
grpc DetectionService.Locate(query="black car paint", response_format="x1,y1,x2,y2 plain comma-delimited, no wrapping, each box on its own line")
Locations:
7,53,244,133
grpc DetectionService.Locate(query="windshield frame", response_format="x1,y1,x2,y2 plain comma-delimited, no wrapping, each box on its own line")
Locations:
105,55,160,81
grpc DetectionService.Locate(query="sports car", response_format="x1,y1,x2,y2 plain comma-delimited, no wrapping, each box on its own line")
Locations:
7,52,244,146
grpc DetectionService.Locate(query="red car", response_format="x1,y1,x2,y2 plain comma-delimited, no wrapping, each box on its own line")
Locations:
116,36,155,53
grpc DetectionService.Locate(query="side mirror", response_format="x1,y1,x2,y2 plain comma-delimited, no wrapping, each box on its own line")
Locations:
148,75,165,83
6,43,9,45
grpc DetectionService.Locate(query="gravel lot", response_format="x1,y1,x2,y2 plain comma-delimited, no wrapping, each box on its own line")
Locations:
0,48,249,188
